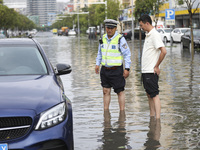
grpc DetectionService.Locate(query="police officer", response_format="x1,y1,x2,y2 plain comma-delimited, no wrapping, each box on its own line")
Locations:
95,19,131,110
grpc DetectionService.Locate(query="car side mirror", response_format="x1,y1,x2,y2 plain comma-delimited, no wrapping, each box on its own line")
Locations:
56,63,72,75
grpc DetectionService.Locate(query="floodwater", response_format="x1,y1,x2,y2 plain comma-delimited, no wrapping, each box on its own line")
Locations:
35,32,200,150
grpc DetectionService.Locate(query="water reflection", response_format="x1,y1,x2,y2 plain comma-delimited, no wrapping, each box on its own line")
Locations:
144,117,161,150
100,110,129,150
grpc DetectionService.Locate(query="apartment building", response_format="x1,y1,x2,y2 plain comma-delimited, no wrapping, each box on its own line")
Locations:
27,0,57,26
3,0,27,15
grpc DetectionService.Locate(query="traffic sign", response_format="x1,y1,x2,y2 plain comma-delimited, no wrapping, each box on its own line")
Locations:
0,143,8,150
165,9,175,25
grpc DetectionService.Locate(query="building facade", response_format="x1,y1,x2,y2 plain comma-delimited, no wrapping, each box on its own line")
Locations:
3,0,27,15
158,0,200,28
119,0,200,30
27,0,57,26
73,0,104,11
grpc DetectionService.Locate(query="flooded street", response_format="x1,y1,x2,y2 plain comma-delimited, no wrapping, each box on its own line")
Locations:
35,32,200,150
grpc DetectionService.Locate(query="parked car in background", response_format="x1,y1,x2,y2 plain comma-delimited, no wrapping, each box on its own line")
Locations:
86,27,96,34
157,28,172,43
0,38,74,150
97,25,104,35
122,29,132,40
0,33,6,39
52,28,58,34
181,29,200,49
171,28,190,42
57,29,63,36
134,28,146,40
68,29,76,36
122,28,145,40
87,27,97,39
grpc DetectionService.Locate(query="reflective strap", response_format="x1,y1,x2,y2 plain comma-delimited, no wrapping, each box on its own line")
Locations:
101,59,122,66
102,52,122,57
102,55,122,60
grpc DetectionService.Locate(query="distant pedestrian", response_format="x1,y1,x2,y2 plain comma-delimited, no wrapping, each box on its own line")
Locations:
139,14,167,118
95,19,131,110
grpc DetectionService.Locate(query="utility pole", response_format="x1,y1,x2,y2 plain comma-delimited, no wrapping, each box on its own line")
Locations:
131,0,134,43
77,7,79,36
105,0,107,20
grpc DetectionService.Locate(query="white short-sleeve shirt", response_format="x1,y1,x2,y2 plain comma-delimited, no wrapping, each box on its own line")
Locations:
141,28,165,73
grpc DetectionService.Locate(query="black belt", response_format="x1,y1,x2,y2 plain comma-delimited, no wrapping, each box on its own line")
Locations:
103,66,119,70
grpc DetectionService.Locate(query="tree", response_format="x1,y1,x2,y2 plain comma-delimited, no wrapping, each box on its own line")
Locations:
107,0,120,20
134,0,166,54
51,0,121,33
88,0,121,27
0,5,16,36
51,15,74,30
176,0,200,58
0,4,36,36
134,0,165,27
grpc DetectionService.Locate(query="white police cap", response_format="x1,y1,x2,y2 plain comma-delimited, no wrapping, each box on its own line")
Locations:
104,19,119,27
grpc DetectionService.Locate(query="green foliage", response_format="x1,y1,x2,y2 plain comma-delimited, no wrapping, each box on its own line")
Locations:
134,0,165,20
88,0,120,26
107,0,120,20
88,4,106,26
51,0,121,32
177,0,184,5
0,4,36,30
51,15,74,29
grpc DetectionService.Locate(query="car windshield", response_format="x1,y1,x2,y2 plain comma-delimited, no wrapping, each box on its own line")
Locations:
0,46,48,75
181,29,189,33
164,29,172,33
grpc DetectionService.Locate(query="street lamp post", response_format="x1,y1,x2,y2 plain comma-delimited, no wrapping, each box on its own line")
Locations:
77,7,79,35
131,0,134,43
105,0,107,20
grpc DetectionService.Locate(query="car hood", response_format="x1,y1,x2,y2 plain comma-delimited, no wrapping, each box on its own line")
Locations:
0,75,62,115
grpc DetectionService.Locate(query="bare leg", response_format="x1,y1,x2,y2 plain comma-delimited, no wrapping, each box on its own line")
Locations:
147,93,156,117
103,88,111,110
153,95,161,119
117,91,125,110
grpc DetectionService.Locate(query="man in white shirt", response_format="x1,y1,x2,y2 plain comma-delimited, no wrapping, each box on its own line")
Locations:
139,14,167,119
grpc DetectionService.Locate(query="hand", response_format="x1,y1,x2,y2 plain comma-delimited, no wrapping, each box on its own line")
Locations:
123,70,129,79
154,66,160,75
95,65,100,74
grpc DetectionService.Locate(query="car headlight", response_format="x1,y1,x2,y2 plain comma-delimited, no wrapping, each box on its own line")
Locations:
35,102,67,130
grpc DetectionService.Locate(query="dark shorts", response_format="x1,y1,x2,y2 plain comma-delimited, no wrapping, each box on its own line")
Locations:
142,73,159,98
100,65,125,93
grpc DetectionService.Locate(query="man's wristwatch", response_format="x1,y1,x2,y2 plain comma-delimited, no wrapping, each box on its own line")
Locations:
125,68,130,71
